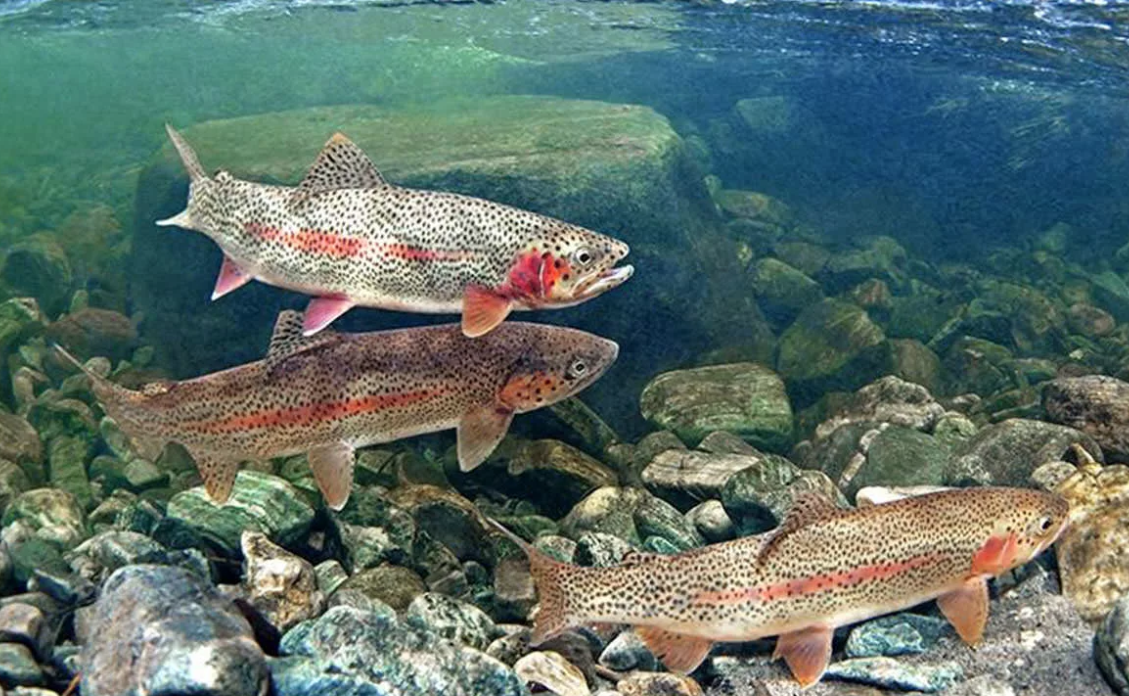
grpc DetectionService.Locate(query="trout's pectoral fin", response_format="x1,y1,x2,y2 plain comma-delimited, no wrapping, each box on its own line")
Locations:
636,626,713,674
937,577,989,645
191,449,241,505
308,441,355,511
303,296,355,336
773,625,833,688
970,532,1020,576
457,402,514,472
462,286,512,338
212,254,254,301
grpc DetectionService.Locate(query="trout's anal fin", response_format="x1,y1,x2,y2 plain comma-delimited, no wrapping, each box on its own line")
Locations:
212,254,254,300
264,310,342,377
191,449,240,505
773,625,833,688
290,132,386,209
308,441,355,511
462,286,512,338
636,626,713,674
937,577,989,645
303,296,355,336
457,402,514,472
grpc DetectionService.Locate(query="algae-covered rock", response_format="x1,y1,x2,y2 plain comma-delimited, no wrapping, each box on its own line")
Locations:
46,435,93,511
0,298,45,365
405,592,498,650
776,299,885,396
749,258,824,327
164,471,314,557
560,486,702,550
45,308,137,362
947,419,1102,487
1044,375,1129,463
339,564,427,612
0,460,30,517
1,234,72,316
640,363,793,451
503,439,618,518
2,488,88,550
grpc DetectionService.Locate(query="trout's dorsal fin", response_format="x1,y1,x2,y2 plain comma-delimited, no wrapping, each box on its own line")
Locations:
758,492,844,562
292,132,386,206
264,310,342,376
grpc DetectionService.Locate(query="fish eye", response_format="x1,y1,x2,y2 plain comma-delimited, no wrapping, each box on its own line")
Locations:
567,359,588,379
1037,516,1053,532
573,248,593,266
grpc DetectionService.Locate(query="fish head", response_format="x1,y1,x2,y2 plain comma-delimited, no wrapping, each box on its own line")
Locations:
499,326,619,413
968,488,1070,576
507,223,633,308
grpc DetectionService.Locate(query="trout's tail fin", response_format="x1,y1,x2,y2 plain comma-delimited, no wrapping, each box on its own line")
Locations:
157,124,209,228
487,518,574,644
52,344,167,462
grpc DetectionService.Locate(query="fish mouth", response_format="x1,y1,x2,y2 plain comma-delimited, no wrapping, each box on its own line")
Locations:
575,264,634,298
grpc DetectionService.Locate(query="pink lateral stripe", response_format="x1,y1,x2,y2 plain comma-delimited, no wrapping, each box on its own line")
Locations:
183,389,442,434
246,222,365,258
695,553,945,605
374,243,476,262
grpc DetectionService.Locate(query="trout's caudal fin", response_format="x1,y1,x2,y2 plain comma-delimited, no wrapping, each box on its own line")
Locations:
487,519,574,643
156,124,207,229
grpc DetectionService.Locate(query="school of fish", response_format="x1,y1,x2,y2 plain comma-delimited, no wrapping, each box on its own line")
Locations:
55,123,1074,691
494,487,1070,687
157,125,633,337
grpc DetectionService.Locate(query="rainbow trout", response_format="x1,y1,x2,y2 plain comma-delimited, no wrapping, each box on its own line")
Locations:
495,487,1069,687
58,311,618,510
157,126,633,337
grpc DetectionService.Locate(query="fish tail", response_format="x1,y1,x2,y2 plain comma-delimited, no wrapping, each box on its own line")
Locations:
488,518,575,644
157,124,209,228
52,344,167,461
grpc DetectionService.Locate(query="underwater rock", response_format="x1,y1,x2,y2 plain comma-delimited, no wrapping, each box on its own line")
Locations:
776,299,886,396
1,233,73,317
1054,456,1129,624
0,643,43,688
1097,593,1129,695
829,425,952,499
882,339,943,395
941,336,1016,398
80,564,268,696
617,671,703,696
600,630,658,672
502,439,619,518
64,530,199,585
824,657,962,692
720,457,841,536
820,236,907,294
45,308,137,362
331,485,418,571
0,414,42,481
749,258,824,327
405,592,498,651
386,484,493,565
339,564,427,612
714,189,793,227
639,363,793,451
1044,375,1129,462
46,435,93,511
560,486,703,551
2,489,88,550
686,499,734,543
1068,303,1116,338
164,470,314,557
239,530,324,636
0,298,45,363
642,450,777,510
773,241,830,277
0,460,31,518
0,602,52,662
279,605,527,696
887,291,964,344
513,650,588,696
947,418,1102,487
845,613,950,658
812,376,945,437
1091,271,1129,322
26,397,98,449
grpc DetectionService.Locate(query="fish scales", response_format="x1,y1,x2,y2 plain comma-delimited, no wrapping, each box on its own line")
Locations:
58,312,619,510
500,486,1069,687
162,126,633,336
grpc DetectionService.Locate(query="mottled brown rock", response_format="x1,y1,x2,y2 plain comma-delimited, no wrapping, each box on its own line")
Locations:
1044,376,1129,462
46,308,137,361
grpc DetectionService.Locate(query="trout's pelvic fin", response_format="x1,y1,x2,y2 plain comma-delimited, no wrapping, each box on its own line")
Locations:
457,402,514,472
212,254,254,300
635,627,713,674
937,577,989,645
462,286,512,338
192,449,240,505
308,440,355,511
290,132,387,210
264,310,343,378
773,625,833,688
302,296,355,336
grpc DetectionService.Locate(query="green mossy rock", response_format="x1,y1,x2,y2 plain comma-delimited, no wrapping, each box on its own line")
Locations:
846,426,951,498
776,299,886,396
165,471,314,557
46,434,93,511
749,257,824,327
640,363,793,451
340,564,428,613
0,233,73,317
2,488,89,550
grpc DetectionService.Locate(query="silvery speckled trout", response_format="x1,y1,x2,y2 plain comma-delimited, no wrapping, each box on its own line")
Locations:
56,311,618,510
494,487,1069,687
157,125,633,337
